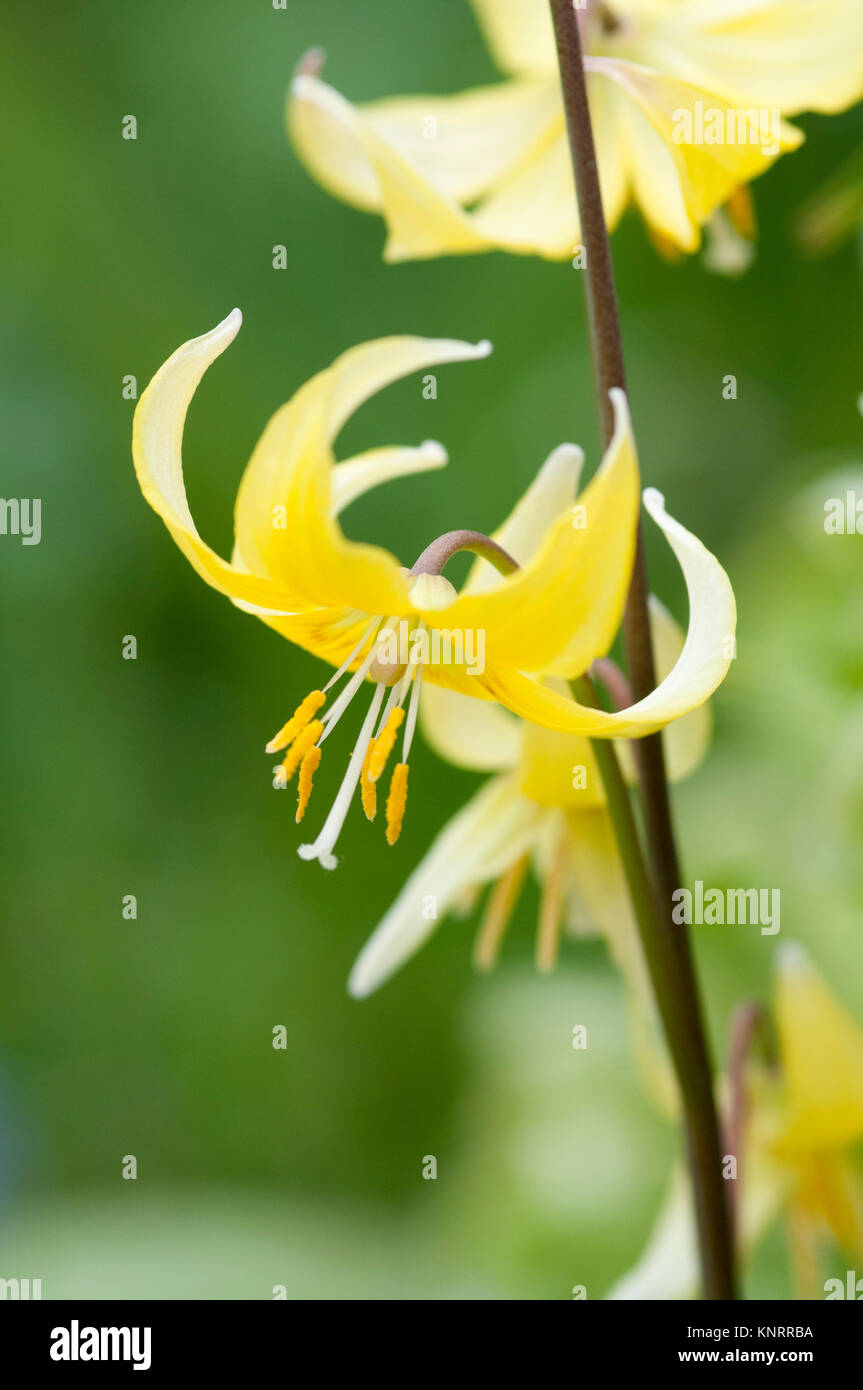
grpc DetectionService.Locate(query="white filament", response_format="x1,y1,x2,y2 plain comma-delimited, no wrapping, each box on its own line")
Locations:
298,683,386,870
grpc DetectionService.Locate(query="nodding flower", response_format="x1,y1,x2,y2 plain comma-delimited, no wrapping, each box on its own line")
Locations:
288,1,863,264
132,310,734,869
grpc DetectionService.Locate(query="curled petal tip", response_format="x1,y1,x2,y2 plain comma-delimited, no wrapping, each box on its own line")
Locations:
474,338,493,358
294,46,326,79
419,439,448,464
215,307,243,342
642,485,665,513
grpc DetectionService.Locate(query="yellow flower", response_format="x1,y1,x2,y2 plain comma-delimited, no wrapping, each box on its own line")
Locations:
289,0,863,261
608,946,863,1299
349,589,711,998
132,311,734,867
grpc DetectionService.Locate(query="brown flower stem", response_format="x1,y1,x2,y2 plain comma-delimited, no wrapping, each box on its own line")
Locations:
549,0,736,1300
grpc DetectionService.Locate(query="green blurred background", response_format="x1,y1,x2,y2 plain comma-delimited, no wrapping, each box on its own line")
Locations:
1,0,862,1299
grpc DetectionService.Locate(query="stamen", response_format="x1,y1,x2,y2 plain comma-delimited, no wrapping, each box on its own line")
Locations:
299,683,385,869
360,740,378,821
319,629,386,743
323,617,380,694
385,763,409,846
281,719,324,779
368,707,405,782
296,745,321,823
265,690,325,753
535,835,567,972
402,660,423,762
473,855,530,972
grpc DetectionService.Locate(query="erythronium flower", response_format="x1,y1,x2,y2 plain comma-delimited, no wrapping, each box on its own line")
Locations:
132,310,734,869
288,0,863,262
348,588,711,999
608,945,863,1300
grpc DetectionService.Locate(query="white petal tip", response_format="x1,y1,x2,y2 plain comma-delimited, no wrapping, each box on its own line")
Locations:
473,339,493,358
419,439,448,464
643,486,666,515
212,308,243,344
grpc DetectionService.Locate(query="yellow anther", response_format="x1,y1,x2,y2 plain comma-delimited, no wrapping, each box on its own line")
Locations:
266,690,326,754
281,719,323,780
368,706,405,783
360,739,377,822
385,762,409,846
296,745,321,824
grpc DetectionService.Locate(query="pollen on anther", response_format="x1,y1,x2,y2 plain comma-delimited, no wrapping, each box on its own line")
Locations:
296,745,321,823
385,762,409,846
266,690,326,753
361,739,378,822
281,720,323,780
368,707,405,782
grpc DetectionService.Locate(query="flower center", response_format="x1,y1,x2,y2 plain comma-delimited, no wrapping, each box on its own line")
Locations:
267,529,516,870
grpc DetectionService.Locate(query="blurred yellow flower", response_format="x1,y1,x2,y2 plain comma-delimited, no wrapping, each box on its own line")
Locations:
289,0,863,261
132,311,734,867
349,591,711,998
609,946,863,1299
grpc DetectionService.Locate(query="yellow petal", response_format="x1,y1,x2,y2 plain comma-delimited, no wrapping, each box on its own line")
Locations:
232,334,492,615
645,0,863,116
617,597,713,784
481,486,736,738
774,945,863,1154
290,73,562,262
419,682,522,773
331,441,447,515
588,58,802,249
521,598,712,804
468,0,557,76
132,310,311,615
361,81,563,204
794,1154,863,1257
417,389,639,677
347,774,547,997
462,442,585,597
471,124,580,259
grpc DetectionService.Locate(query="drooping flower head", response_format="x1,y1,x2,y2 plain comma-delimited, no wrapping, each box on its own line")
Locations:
132,311,734,869
289,0,863,262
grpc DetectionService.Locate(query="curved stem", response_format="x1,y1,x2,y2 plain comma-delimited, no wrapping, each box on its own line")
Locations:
411,528,518,578
550,0,736,1299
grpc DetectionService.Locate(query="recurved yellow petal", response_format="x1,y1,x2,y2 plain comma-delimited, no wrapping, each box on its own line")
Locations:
774,945,863,1155
232,334,492,614
520,598,711,801
462,442,585,596
132,310,310,616
481,486,736,738
331,440,447,515
418,389,639,678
